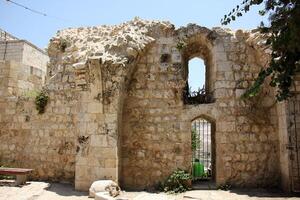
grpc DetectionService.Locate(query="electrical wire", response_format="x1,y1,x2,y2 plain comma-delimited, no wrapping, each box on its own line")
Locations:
4,0,72,22
6,0,47,16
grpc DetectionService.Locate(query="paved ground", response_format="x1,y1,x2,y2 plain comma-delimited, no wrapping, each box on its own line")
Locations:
0,181,300,200
0,181,50,200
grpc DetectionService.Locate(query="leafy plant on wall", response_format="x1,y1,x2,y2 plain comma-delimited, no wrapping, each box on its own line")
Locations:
35,90,49,114
191,128,200,151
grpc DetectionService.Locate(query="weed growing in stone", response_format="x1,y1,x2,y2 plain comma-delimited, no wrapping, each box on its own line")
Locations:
35,91,49,114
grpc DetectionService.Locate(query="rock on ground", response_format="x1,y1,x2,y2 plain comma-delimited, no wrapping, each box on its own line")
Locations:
89,180,120,198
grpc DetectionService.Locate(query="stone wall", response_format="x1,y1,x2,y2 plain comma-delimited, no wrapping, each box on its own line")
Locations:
277,77,300,192
0,18,291,191
0,40,48,92
22,41,48,72
120,25,280,189
0,41,23,61
0,60,76,182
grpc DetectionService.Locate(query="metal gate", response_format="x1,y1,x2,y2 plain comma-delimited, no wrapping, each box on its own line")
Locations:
192,118,212,179
288,95,300,192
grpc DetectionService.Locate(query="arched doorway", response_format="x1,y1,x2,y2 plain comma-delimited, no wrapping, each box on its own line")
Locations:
191,117,216,188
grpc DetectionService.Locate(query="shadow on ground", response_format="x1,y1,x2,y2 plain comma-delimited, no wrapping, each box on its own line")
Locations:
44,183,89,197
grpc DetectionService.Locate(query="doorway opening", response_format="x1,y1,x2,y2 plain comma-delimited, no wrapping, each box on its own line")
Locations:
191,117,216,189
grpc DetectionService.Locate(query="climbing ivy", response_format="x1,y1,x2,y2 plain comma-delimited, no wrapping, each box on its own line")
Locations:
222,0,300,101
191,128,199,151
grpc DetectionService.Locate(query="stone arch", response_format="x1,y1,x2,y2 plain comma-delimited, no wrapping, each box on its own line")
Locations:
180,30,216,96
191,114,216,124
118,26,220,190
115,60,144,182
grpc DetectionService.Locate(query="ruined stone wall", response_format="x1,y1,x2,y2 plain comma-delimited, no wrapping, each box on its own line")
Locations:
120,25,280,189
121,42,190,189
0,61,76,182
0,19,284,191
0,39,75,182
0,89,77,182
39,19,168,190
208,29,279,187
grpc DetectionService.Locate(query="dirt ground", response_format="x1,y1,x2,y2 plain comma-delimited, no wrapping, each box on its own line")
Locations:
0,181,300,200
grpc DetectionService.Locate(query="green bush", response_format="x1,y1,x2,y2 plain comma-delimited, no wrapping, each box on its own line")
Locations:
161,169,192,193
35,91,49,114
217,183,232,191
0,165,13,180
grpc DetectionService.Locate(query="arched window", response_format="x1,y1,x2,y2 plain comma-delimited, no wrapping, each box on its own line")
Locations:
188,57,206,92
181,38,215,105
183,56,213,105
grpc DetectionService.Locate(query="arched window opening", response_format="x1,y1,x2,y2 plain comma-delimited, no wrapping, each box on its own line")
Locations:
188,58,205,92
183,57,214,104
191,117,214,184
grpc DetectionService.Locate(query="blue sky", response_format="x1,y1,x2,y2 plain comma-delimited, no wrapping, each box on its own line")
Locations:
0,0,266,91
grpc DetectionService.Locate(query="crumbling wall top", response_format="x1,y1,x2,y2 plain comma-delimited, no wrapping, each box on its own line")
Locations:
47,17,175,67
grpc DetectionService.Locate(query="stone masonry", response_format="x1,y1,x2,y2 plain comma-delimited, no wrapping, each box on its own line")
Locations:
0,18,297,192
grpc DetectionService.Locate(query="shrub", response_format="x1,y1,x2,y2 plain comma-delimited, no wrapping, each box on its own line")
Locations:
0,165,14,180
217,183,232,191
35,91,49,114
161,169,192,193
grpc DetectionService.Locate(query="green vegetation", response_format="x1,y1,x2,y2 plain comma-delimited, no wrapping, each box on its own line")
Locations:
217,183,232,191
160,169,192,193
222,0,300,101
0,165,14,180
176,40,186,51
24,90,39,98
191,128,199,151
35,90,49,114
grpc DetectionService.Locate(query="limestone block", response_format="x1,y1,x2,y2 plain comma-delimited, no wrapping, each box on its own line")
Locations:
90,135,116,147
160,44,169,54
75,180,91,191
157,37,173,45
216,53,228,62
215,81,235,89
89,180,120,198
218,61,232,71
171,53,181,63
